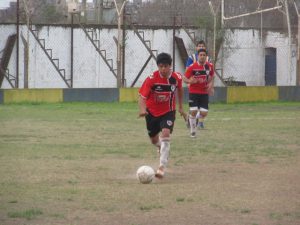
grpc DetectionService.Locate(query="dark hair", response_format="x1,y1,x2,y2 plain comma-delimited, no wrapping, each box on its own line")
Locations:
197,40,206,46
198,48,207,54
156,53,172,65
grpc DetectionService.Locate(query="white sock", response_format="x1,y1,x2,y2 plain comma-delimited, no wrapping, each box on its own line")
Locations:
196,111,200,119
159,138,170,168
189,115,197,133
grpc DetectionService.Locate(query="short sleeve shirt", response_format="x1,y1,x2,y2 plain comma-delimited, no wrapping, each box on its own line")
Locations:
139,71,183,117
185,62,214,94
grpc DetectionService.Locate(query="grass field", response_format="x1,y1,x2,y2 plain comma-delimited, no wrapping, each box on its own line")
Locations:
0,102,300,225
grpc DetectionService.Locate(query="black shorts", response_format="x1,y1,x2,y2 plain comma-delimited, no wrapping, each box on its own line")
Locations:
188,93,209,110
145,110,176,137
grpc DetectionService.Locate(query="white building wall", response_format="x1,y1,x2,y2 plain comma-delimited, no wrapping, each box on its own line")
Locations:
264,31,297,85
216,29,296,86
1,25,199,88
0,25,297,88
72,27,118,88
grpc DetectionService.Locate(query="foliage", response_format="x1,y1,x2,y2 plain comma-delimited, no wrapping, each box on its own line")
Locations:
40,4,63,23
195,15,214,30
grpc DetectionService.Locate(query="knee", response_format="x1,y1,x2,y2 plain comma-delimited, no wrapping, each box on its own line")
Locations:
161,128,171,139
200,112,208,117
150,135,159,145
190,110,197,117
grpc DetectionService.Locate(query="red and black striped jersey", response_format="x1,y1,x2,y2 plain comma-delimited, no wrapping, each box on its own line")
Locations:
139,70,183,117
185,62,214,94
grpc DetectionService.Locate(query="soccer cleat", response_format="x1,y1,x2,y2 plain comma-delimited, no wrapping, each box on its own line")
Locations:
155,166,164,179
190,132,196,138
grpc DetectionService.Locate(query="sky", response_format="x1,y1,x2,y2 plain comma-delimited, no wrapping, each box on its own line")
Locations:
0,0,16,9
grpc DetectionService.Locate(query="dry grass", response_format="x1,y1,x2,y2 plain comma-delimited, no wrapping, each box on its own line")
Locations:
0,102,300,225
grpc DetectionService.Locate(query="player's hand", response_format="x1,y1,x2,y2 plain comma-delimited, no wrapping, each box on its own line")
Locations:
189,77,198,84
138,111,148,117
178,108,187,121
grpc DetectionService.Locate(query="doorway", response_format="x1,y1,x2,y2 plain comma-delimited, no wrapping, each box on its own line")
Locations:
265,48,277,86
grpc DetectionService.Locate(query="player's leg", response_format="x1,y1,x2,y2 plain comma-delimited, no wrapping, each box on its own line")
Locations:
156,128,170,178
155,111,175,178
186,85,191,129
189,108,198,137
196,111,200,118
186,114,191,129
198,94,209,129
188,93,199,137
198,109,207,128
149,135,161,153
184,87,191,129
196,110,200,127
146,113,161,152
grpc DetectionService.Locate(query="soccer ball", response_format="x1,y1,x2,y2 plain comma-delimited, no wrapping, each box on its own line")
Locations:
136,165,155,184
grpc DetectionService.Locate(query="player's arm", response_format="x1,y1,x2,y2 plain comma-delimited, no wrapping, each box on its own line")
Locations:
207,76,214,96
138,77,151,117
183,66,197,84
138,95,148,117
175,74,186,118
177,86,184,116
207,64,215,96
182,75,191,84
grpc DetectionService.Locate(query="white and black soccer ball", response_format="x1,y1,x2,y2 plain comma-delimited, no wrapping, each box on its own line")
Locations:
136,165,155,184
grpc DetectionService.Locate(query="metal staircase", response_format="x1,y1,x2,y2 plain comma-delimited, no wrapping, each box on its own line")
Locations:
183,27,197,45
125,13,158,87
73,13,117,79
174,36,188,65
0,67,16,88
0,34,17,88
29,24,72,88
130,26,158,60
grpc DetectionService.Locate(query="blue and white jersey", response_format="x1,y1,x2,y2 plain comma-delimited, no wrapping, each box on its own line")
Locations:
186,52,211,68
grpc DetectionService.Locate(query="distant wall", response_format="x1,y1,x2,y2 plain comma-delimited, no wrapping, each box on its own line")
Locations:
279,86,300,101
227,86,278,103
0,24,204,89
119,88,139,102
64,88,119,102
0,87,299,104
3,89,63,103
215,29,297,87
0,24,297,89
